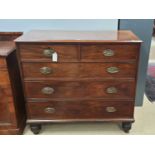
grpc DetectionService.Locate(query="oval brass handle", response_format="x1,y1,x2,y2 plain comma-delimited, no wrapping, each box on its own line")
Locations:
106,87,118,94
42,87,54,95
106,106,117,113
103,49,115,57
40,67,52,75
44,107,55,114
43,48,55,57
107,67,119,74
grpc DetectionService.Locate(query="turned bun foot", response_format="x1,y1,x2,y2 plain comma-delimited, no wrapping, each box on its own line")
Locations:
30,124,42,135
122,122,132,133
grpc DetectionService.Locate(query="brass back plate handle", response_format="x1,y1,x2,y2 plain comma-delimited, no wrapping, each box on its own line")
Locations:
42,87,54,95
40,67,52,75
103,49,115,57
106,87,118,94
44,107,56,114
107,67,119,74
106,106,117,113
43,49,55,57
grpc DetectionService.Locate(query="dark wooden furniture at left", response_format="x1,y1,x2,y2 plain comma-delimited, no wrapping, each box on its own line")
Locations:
0,32,26,134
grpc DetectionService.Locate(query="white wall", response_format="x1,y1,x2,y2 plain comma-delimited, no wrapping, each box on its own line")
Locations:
0,19,118,32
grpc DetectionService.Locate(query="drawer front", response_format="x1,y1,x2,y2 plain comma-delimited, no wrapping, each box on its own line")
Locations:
0,57,6,67
0,70,10,85
81,44,139,62
27,100,134,120
22,62,136,79
19,44,79,62
0,85,13,123
25,81,135,99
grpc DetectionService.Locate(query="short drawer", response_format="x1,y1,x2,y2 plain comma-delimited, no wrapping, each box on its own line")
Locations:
19,44,79,62
22,62,137,79
81,44,139,62
27,100,134,120
25,80,135,99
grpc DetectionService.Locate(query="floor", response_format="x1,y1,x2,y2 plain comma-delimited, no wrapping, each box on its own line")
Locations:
24,37,155,135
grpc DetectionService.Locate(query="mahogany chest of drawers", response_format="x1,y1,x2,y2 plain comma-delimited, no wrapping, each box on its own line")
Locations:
15,30,142,134
0,32,26,134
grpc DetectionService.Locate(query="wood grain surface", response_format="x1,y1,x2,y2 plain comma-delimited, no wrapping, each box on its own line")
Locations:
26,100,134,120
24,80,135,100
15,30,141,133
15,30,142,43
22,62,136,79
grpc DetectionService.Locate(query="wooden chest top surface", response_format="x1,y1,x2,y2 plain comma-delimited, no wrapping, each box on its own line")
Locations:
0,41,15,56
15,30,142,43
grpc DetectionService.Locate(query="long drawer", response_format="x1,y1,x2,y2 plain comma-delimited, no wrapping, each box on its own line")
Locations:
19,44,79,62
22,62,137,79
81,44,139,62
25,80,135,99
27,100,134,120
